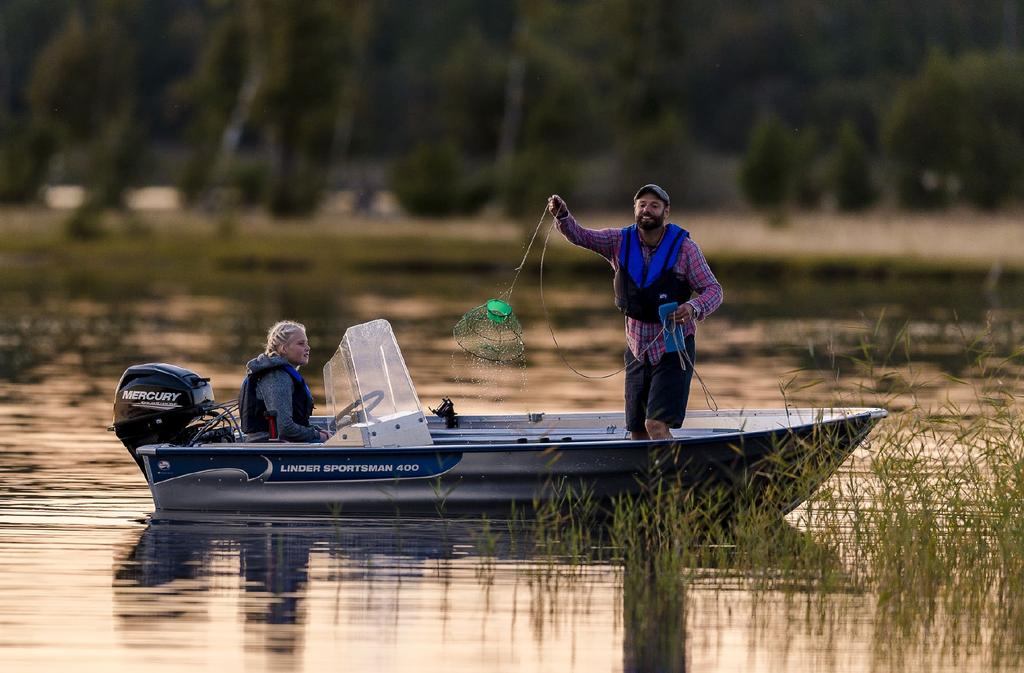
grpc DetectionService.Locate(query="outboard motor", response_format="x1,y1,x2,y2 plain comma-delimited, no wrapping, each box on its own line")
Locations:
112,363,216,470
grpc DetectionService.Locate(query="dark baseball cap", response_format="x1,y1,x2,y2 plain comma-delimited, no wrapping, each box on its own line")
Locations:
633,183,670,206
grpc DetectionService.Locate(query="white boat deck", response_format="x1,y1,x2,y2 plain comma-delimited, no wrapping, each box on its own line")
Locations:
314,407,885,447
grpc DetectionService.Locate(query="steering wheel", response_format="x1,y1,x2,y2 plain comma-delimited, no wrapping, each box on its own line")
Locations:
333,389,386,428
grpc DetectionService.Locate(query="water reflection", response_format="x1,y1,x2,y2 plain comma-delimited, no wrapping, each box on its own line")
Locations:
622,561,687,673
115,517,474,608
112,515,854,672
113,516,676,669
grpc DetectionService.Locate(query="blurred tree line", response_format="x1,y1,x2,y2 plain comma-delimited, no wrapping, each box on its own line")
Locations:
1,0,1024,220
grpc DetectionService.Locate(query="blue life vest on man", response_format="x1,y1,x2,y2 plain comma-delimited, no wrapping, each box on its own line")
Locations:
613,223,692,323
238,363,314,435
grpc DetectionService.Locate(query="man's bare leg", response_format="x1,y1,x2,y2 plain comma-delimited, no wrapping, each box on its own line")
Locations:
644,418,673,440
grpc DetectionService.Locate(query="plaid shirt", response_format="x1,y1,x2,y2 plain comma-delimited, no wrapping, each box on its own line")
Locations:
556,212,723,364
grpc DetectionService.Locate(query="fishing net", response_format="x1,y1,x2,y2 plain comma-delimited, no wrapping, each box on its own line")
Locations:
453,298,525,362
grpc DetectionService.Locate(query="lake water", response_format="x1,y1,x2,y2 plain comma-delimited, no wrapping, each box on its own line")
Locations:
1,235,1023,672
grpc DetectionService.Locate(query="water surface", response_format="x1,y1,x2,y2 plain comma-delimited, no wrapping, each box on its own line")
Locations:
1,243,1022,672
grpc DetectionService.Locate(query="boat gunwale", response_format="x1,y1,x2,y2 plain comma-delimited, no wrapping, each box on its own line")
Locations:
137,407,884,458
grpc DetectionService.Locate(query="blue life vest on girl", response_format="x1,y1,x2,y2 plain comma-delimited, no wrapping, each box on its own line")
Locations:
239,364,314,435
613,223,692,323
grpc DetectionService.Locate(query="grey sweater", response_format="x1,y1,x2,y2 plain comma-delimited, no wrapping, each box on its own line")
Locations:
244,354,322,443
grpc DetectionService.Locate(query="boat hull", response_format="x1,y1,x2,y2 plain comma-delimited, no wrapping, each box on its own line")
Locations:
137,409,883,515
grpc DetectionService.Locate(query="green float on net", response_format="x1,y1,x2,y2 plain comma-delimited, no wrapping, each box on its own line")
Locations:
486,299,513,324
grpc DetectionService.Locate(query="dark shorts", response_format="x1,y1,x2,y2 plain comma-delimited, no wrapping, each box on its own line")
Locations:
624,335,696,432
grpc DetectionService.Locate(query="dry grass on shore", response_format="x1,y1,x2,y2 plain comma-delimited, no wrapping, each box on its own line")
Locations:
610,209,1024,271
2,205,1022,272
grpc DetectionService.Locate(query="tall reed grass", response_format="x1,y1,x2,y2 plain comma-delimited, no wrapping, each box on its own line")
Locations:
486,317,1024,667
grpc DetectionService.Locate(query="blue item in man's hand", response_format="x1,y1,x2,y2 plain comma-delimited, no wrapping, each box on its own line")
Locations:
659,302,685,354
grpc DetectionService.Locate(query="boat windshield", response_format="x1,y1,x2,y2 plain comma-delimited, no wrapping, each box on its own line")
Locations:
322,319,426,426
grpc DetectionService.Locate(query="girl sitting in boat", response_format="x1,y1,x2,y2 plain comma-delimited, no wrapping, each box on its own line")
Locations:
239,320,330,443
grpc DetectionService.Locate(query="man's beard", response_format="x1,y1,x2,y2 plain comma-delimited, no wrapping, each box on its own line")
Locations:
637,213,665,230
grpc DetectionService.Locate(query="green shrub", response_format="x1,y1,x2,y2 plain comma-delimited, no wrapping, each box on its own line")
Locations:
178,156,269,210
740,116,794,208
960,120,1022,210
956,53,1024,209
457,164,495,214
793,127,823,208
832,120,877,211
883,53,966,209
226,161,269,207
266,163,323,217
63,203,105,240
89,115,147,209
0,122,55,203
176,151,215,205
885,52,1024,210
391,141,461,216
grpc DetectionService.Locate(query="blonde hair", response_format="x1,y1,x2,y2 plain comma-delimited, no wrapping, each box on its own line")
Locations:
264,320,307,357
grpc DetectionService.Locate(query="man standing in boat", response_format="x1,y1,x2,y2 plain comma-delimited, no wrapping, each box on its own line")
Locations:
548,185,723,440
